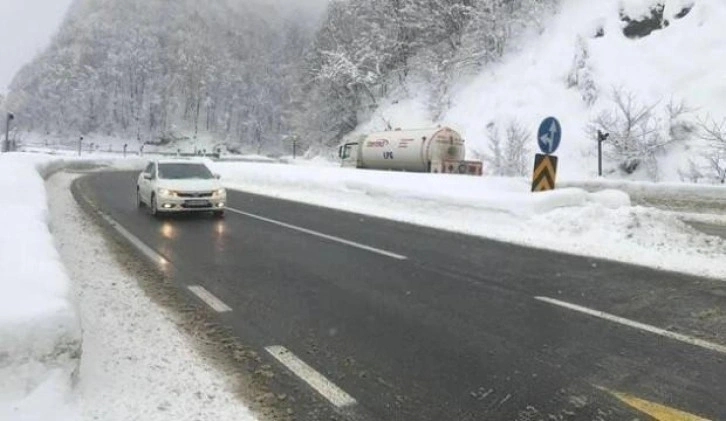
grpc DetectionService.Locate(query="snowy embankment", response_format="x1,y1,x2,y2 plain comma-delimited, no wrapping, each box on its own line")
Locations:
357,0,726,182
213,162,726,279
0,154,81,420
561,178,726,209
1,154,257,421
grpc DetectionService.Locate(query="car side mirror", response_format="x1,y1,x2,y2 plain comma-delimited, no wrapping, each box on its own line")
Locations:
143,173,152,180
214,174,221,180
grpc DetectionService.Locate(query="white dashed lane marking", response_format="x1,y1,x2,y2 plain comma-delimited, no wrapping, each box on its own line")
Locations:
265,345,358,408
187,285,233,313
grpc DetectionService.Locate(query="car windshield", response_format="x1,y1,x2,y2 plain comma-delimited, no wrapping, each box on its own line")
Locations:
157,163,214,180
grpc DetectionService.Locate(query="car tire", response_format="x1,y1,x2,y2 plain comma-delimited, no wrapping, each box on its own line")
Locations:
213,210,225,219
150,194,160,217
136,187,144,208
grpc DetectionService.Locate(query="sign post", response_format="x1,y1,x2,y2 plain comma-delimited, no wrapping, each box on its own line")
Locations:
532,117,561,192
4,113,14,153
597,130,610,177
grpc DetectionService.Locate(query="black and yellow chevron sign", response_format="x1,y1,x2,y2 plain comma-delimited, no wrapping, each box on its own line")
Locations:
531,154,558,192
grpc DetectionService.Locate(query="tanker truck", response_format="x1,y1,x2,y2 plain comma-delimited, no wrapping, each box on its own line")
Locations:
337,126,483,175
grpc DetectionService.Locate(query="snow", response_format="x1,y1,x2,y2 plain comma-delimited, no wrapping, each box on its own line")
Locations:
359,0,726,182
0,153,255,421
213,162,726,279
587,189,632,208
0,154,81,421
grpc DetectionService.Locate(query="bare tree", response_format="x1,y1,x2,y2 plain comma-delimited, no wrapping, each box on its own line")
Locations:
697,116,726,183
590,88,691,180
677,159,704,183
484,120,530,176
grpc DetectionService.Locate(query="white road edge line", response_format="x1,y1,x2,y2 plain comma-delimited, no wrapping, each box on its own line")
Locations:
79,190,231,314
187,285,232,313
535,296,726,355
94,206,171,267
265,345,357,408
226,207,407,260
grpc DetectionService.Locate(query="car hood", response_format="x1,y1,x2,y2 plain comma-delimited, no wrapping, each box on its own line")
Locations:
157,179,222,192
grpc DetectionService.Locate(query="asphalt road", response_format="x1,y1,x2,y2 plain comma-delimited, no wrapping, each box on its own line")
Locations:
75,171,726,421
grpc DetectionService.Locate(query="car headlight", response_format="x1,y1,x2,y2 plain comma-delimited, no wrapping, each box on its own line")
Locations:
213,188,226,197
158,188,177,197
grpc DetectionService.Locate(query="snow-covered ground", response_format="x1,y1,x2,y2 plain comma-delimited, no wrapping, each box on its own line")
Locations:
358,0,726,182
213,162,726,280
0,154,82,421
0,154,256,421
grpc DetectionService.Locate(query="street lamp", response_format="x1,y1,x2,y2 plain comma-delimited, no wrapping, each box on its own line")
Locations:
4,112,14,153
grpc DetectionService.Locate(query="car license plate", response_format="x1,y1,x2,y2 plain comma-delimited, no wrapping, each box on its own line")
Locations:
186,200,209,207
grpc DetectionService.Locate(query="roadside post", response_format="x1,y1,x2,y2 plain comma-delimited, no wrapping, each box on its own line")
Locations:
293,135,298,159
78,136,84,157
597,130,610,177
532,117,561,192
123,143,128,158
4,112,14,153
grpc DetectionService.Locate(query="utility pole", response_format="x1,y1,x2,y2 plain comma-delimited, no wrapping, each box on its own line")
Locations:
597,130,610,177
4,113,14,153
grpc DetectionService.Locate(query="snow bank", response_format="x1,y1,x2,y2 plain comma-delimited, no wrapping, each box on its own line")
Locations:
0,154,82,421
214,162,626,217
563,178,726,199
214,162,726,278
0,153,145,420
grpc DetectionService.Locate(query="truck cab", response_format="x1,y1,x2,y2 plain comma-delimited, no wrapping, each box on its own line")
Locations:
338,142,360,167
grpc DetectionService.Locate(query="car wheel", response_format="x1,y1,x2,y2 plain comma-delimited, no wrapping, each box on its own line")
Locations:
136,187,144,208
213,210,225,219
150,194,159,217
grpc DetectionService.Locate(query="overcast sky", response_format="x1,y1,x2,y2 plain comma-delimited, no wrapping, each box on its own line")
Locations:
0,0,74,95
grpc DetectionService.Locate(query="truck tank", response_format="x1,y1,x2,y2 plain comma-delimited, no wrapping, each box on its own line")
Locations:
357,127,465,172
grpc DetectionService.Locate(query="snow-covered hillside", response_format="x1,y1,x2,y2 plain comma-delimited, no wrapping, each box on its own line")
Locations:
360,0,726,182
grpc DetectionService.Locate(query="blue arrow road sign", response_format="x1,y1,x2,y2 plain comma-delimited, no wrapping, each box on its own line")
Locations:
537,117,561,155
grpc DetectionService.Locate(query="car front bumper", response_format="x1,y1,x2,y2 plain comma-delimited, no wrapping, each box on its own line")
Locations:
157,195,226,212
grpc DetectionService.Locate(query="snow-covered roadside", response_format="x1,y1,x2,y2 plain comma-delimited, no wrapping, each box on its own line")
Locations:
0,154,82,421
47,172,257,421
0,153,256,421
561,178,726,214
213,162,726,280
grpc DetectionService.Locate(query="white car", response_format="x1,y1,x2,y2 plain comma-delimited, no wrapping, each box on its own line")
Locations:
136,160,226,217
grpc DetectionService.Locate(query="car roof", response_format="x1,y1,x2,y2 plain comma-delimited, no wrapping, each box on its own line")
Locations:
153,158,210,165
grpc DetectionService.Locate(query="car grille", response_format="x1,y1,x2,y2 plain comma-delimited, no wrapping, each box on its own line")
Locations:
181,201,212,208
177,192,213,198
